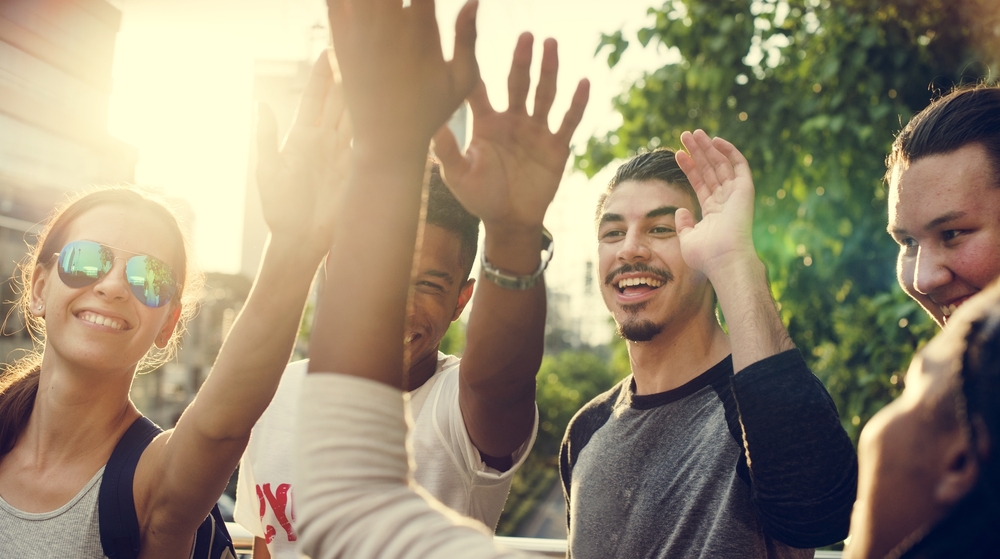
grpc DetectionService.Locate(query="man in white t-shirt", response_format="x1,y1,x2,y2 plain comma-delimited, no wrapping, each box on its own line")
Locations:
234,170,537,558
235,31,583,556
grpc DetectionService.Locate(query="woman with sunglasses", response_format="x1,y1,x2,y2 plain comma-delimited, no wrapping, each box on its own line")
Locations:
0,52,348,558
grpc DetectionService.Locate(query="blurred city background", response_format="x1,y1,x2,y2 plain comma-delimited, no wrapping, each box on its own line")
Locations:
1,0,998,543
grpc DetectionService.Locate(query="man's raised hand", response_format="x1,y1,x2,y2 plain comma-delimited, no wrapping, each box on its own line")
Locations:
256,52,351,259
674,130,758,276
433,33,590,232
326,0,479,152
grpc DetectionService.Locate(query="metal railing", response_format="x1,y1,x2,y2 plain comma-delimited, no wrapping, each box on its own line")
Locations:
225,523,843,558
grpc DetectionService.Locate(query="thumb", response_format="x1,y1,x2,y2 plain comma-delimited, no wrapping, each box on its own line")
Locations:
675,207,696,237
255,102,280,188
432,124,468,185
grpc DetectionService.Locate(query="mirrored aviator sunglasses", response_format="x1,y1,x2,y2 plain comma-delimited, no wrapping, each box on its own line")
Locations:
56,240,178,309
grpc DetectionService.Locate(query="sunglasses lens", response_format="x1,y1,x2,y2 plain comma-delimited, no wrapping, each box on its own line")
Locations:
125,255,177,308
58,241,112,288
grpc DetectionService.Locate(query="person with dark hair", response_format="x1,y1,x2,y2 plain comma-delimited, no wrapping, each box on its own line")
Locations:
235,20,582,559
0,51,347,557
840,82,1000,559
559,143,857,558
235,161,520,559
886,84,1000,326
845,279,1000,559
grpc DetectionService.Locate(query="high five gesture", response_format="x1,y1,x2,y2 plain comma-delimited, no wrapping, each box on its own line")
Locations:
326,0,479,150
434,33,589,233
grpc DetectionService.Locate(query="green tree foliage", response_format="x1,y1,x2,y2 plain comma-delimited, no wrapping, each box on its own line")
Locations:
578,0,996,441
439,319,467,356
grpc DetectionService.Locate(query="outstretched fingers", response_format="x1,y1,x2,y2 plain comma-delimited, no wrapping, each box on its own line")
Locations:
532,38,559,125
448,0,480,101
294,53,335,131
507,32,533,114
467,80,495,119
712,136,753,185
554,78,590,146
678,130,718,203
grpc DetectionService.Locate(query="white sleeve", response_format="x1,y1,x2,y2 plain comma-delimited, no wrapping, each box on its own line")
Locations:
429,368,537,482
294,373,537,559
234,452,264,538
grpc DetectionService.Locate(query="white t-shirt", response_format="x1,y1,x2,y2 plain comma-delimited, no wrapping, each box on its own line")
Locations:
235,354,537,559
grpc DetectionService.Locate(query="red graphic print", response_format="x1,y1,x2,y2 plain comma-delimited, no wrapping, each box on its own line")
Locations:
256,482,296,543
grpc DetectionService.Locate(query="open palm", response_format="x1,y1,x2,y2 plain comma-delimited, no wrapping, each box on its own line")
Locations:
256,53,351,258
434,33,589,230
675,130,758,275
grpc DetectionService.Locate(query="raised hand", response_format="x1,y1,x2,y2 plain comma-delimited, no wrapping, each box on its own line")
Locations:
433,33,590,232
674,130,758,276
256,51,351,259
326,0,479,151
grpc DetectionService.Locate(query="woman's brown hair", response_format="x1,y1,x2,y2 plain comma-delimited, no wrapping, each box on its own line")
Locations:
0,187,202,456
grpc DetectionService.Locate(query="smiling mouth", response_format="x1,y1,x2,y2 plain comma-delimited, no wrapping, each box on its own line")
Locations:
77,311,129,331
616,276,665,295
940,297,972,320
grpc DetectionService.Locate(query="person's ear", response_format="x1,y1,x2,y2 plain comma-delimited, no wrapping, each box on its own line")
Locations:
452,278,475,321
30,263,51,317
934,418,987,506
154,306,182,349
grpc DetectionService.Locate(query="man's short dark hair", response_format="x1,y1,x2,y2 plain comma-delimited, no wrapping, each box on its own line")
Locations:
596,148,702,223
886,85,1000,186
427,162,480,278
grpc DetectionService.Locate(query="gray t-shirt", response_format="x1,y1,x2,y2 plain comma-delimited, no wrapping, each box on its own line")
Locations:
560,351,856,559
0,467,107,558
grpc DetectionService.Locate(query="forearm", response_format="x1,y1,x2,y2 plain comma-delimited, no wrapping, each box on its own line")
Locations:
461,225,544,457
295,373,530,559
181,234,321,441
708,252,794,373
307,148,428,386
733,350,857,547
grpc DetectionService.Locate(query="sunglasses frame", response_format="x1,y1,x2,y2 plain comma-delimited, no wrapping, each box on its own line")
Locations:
54,240,179,309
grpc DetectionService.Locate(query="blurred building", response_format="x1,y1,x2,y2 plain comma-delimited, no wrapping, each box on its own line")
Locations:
0,0,137,357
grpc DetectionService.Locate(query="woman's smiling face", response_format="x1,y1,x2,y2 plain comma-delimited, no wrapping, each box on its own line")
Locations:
33,203,183,375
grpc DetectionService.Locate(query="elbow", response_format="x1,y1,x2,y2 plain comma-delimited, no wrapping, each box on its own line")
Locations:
755,459,858,548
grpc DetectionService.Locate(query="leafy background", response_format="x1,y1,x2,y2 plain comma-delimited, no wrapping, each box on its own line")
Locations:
488,0,1000,537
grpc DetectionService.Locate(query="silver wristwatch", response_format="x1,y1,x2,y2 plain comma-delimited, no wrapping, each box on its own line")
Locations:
480,228,554,290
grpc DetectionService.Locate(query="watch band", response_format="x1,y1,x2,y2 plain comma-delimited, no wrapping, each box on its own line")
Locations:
480,227,554,290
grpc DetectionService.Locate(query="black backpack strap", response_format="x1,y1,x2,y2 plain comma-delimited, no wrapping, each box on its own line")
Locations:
99,416,162,559
191,505,238,559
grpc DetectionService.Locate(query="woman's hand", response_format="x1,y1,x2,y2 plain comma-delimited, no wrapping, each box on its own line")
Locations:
255,51,352,260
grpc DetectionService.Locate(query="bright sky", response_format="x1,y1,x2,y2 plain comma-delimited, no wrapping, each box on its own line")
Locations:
107,0,670,280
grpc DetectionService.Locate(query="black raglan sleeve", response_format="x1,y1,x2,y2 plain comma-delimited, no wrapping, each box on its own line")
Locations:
729,349,857,548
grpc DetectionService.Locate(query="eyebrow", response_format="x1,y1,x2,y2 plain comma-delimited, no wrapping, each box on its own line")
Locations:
598,206,679,227
889,210,968,236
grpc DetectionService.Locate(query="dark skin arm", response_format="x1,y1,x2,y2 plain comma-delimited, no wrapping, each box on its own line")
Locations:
433,33,589,461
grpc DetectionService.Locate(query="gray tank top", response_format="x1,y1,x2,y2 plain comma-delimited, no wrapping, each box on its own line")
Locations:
0,467,107,558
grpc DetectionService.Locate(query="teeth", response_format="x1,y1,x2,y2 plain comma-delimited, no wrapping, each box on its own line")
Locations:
617,277,664,289
79,311,125,331
941,304,958,317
